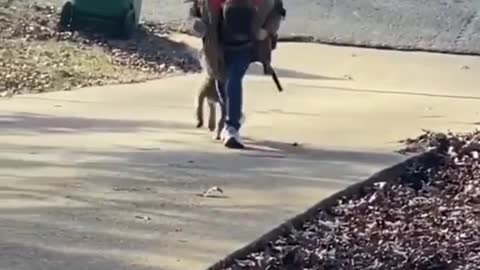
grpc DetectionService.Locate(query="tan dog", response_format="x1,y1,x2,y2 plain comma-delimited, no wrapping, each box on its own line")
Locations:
194,37,277,141
195,75,226,140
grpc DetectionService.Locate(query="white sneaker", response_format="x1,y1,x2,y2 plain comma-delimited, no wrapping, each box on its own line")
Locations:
222,127,245,149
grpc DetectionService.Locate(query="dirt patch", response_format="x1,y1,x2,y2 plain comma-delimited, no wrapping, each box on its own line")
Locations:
0,2,200,97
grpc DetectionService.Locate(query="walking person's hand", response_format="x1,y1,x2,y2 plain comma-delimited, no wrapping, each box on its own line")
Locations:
191,18,207,38
256,28,269,41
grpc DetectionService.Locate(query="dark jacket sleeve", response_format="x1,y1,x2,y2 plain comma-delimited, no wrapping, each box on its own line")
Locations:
188,0,201,18
186,0,208,38
263,0,286,35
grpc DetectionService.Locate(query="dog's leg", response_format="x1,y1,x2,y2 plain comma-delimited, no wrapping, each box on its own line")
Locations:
207,100,216,132
195,78,210,128
195,92,205,128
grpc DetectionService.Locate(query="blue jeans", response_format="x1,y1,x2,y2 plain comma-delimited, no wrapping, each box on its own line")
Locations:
216,47,251,131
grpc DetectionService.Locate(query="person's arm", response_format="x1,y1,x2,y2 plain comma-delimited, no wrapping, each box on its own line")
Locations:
256,0,286,40
265,0,285,33
186,0,208,38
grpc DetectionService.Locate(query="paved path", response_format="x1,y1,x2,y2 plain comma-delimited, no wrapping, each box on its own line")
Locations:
35,0,480,53
1,38,480,270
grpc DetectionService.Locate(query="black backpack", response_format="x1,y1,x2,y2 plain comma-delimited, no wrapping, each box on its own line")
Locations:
220,0,256,45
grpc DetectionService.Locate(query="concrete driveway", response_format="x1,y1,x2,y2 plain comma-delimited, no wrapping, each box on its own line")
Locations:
0,39,479,270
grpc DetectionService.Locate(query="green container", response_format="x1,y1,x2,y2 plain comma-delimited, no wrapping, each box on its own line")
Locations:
59,0,143,39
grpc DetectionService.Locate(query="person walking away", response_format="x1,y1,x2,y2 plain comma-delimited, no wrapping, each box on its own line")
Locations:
189,0,286,149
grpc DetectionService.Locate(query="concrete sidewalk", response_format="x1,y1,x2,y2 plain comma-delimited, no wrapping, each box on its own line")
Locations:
1,41,479,270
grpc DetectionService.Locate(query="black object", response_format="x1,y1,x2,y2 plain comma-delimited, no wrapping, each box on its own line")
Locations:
59,1,75,30
263,64,283,92
271,67,283,92
275,0,287,17
57,0,141,39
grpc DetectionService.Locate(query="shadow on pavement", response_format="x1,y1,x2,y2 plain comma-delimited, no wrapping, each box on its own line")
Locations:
244,138,402,164
71,23,201,73
0,241,162,270
0,113,404,269
0,112,192,134
247,63,349,81
291,83,480,101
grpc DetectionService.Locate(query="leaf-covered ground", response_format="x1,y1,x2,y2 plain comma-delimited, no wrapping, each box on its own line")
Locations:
0,2,200,97
220,131,480,270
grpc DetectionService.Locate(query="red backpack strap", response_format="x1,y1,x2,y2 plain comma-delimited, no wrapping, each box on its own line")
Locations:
211,0,225,11
252,0,262,7
214,0,261,11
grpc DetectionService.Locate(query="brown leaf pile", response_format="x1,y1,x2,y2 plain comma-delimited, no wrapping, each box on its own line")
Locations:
0,4,61,41
0,2,200,96
398,130,480,155
221,132,480,270
0,41,53,93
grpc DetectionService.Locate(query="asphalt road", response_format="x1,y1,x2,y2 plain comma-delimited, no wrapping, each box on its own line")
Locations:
38,0,480,54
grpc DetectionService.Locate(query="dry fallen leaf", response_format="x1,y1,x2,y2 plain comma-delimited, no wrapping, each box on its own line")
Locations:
135,215,152,221
202,186,224,197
